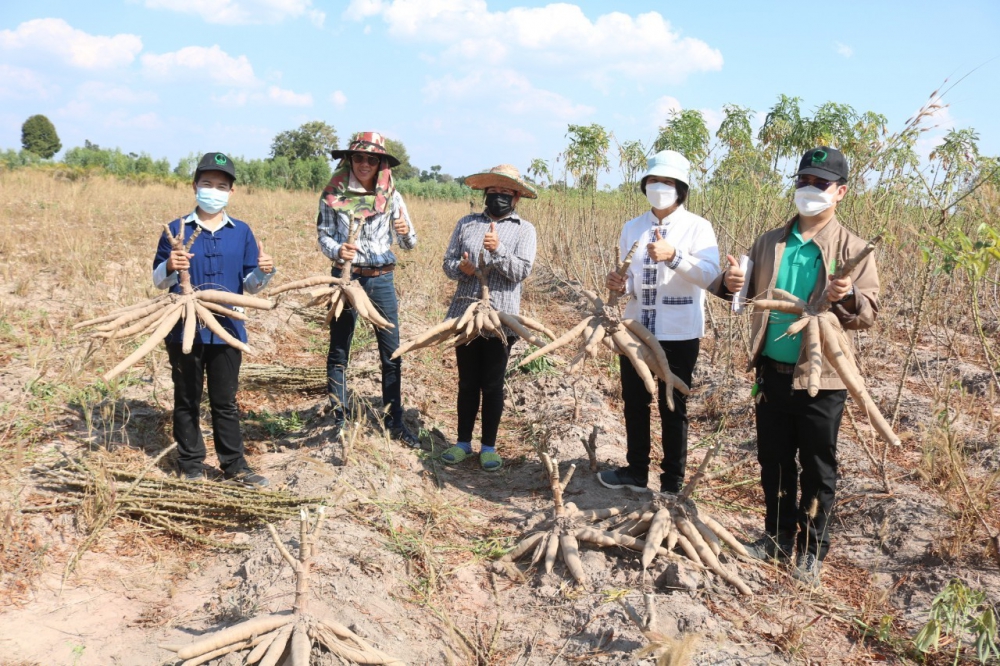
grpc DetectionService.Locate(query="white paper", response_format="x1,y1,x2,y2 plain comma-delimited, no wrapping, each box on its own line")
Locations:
732,255,752,314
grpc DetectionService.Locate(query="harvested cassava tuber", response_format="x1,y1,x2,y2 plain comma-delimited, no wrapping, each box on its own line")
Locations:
516,242,688,404
268,213,393,329
161,507,404,665
75,225,273,381
392,249,554,358
750,235,900,447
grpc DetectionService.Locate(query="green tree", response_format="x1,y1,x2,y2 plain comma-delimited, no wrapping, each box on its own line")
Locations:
653,109,709,172
383,137,418,180
564,123,610,190
758,94,804,170
269,121,338,162
21,114,61,158
527,158,552,187
616,139,647,187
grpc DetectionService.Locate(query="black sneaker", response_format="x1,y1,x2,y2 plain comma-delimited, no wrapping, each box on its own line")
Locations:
744,534,794,562
792,552,823,588
390,424,421,449
596,467,648,492
224,468,270,488
182,469,206,482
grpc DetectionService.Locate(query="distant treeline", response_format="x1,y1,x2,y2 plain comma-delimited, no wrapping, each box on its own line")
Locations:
0,143,473,201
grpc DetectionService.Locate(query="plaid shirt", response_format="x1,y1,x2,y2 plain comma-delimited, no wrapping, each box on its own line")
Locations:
316,189,417,267
443,211,536,335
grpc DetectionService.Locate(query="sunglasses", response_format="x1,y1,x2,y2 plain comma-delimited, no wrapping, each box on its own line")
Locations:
351,154,381,166
795,178,836,191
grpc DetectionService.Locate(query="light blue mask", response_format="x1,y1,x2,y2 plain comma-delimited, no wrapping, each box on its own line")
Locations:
196,187,229,214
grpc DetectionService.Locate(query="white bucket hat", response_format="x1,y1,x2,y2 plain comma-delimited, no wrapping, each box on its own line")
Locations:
640,150,690,192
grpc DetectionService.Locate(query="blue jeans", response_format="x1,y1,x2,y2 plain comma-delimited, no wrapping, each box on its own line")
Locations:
326,271,403,427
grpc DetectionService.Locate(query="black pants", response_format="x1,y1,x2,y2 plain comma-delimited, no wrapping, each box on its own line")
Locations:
755,363,846,560
455,336,513,448
326,271,402,427
167,343,247,476
620,338,699,493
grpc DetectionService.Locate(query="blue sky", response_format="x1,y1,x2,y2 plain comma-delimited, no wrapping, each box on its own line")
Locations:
1,0,998,185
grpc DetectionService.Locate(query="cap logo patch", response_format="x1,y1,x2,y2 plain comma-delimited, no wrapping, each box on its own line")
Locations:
811,149,828,165
214,154,227,165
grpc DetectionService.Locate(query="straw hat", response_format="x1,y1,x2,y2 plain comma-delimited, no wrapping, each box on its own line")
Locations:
464,164,538,199
330,131,400,168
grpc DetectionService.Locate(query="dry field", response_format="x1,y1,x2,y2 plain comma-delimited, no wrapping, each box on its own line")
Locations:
0,169,998,665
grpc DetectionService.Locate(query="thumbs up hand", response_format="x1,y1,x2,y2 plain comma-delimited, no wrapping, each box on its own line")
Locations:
257,239,274,274
646,226,676,263
459,251,476,276
392,215,410,237
723,254,745,293
483,221,500,252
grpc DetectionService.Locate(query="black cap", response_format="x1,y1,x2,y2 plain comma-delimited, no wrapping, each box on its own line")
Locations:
195,152,236,180
797,146,848,181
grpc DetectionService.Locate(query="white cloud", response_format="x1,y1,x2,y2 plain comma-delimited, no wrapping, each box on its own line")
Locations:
0,64,57,100
835,41,853,58
347,1,723,85
76,81,158,104
104,110,163,130
330,90,347,109
423,69,594,123
142,45,258,87
650,95,682,128
699,107,725,134
267,85,313,106
144,0,324,26
0,18,142,69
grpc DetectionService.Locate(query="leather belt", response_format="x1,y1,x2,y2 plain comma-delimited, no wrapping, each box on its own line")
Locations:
352,264,395,277
763,356,796,375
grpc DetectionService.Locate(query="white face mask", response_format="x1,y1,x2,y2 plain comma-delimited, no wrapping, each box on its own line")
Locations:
646,182,678,210
794,186,835,217
196,187,230,214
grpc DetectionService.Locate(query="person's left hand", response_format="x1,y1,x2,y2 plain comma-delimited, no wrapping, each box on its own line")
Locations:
646,228,676,263
483,221,500,252
459,252,476,276
393,215,410,236
257,240,274,274
827,275,853,302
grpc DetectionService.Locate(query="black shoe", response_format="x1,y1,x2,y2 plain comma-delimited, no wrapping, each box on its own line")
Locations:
390,424,421,448
224,468,270,488
181,469,206,482
744,534,794,562
792,552,823,588
597,467,648,492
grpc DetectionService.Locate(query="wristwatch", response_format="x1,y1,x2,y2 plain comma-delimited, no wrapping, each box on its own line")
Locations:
837,286,855,303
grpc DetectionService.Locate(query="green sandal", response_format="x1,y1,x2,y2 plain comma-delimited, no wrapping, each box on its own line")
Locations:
441,446,469,465
480,451,503,472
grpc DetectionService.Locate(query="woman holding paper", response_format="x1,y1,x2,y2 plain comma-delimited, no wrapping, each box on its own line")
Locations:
600,150,721,494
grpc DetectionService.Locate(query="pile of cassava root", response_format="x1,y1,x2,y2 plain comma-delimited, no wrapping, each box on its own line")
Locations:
161,507,404,666
268,213,393,329
74,224,273,381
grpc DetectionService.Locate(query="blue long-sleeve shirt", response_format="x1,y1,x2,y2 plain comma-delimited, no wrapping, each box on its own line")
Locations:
152,211,272,345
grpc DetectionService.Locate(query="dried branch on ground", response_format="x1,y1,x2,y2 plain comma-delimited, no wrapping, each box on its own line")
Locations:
392,249,554,357
161,507,404,666
516,242,688,402
268,214,393,329
74,225,274,381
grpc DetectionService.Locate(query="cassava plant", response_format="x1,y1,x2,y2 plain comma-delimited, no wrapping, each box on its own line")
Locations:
268,214,393,329
392,249,554,357
751,234,900,447
75,225,274,381
517,242,689,404
161,507,404,666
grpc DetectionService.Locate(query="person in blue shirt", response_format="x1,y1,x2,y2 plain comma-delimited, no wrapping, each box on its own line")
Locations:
152,152,274,487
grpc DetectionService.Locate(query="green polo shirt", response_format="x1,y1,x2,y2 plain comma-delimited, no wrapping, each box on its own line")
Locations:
762,223,823,364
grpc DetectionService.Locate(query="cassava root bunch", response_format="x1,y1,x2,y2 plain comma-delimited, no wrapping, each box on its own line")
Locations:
750,235,900,446
75,224,273,381
517,242,688,404
392,249,554,358
161,507,404,666
268,214,393,329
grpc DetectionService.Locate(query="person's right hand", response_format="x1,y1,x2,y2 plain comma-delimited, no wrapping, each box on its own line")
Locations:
723,254,745,293
459,251,476,276
166,248,193,272
339,242,358,261
606,270,626,293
